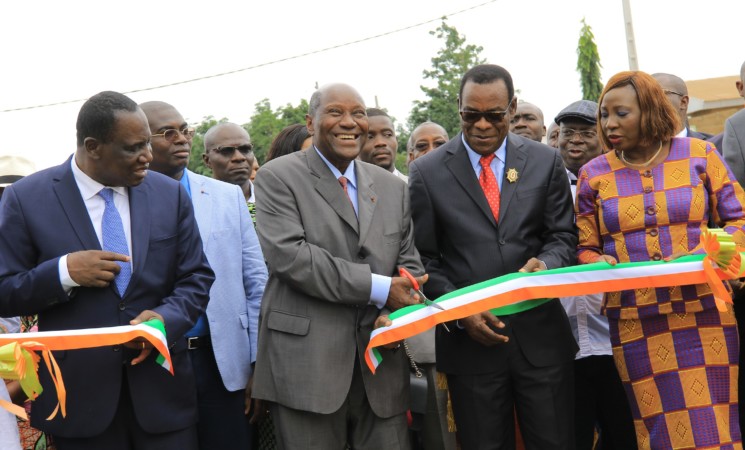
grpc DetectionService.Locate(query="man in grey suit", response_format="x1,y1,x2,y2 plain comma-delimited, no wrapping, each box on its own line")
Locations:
141,102,268,449
253,83,426,450
723,61,745,187
722,59,745,435
409,64,578,450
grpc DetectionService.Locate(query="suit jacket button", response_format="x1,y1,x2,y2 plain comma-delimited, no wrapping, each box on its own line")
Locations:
118,302,126,311
499,239,506,245
112,345,121,352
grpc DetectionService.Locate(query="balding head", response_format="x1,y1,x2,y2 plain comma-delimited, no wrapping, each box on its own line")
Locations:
407,121,448,164
652,73,689,133
510,102,545,142
202,122,254,188
139,100,192,179
306,83,367,173
203,122,249,152
737,61,745,98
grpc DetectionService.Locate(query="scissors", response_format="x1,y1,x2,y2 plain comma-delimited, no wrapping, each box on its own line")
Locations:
399,267,450,332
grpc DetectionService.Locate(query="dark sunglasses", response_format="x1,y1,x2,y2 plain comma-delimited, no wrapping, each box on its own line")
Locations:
210,144,254,157
459,108,510,124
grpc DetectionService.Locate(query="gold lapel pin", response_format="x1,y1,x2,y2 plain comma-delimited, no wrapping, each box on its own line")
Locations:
506,168,519,183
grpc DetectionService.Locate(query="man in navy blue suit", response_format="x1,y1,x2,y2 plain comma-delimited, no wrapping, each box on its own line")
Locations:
0,91,214,450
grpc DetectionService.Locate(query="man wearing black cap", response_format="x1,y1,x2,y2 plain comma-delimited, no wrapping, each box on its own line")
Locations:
555,100,637,450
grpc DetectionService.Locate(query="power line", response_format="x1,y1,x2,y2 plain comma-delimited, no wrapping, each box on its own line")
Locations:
1,0,497,113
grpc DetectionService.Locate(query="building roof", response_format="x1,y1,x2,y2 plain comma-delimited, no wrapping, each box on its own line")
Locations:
688,75,740,101
687,75,741,113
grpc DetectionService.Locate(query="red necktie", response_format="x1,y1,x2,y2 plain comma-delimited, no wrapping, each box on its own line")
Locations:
479,154,500,223
338,176,355,210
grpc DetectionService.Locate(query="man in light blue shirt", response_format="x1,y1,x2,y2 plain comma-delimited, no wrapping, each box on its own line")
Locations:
142,102,267,450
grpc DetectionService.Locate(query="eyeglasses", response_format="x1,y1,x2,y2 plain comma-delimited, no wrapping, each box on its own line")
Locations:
210,144,254,157
663,89,685,97
152,127,195,142
459,106,511,124
560,128,597,140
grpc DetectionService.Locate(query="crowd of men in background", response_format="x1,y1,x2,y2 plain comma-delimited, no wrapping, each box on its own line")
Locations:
0,59,744,450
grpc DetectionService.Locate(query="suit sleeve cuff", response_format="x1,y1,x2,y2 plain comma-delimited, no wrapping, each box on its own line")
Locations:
58,254,80,294
369,274,391,309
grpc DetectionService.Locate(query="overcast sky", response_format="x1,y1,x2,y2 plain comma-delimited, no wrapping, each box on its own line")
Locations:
1,0,742,170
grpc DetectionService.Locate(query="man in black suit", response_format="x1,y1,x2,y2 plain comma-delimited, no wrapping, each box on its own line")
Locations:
409,64,578,450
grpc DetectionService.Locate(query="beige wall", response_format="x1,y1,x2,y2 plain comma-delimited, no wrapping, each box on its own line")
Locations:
690,105,744,135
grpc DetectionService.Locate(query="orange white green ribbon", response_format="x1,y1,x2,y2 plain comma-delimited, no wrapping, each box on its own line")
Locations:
0,319,170,420
366,229,745,373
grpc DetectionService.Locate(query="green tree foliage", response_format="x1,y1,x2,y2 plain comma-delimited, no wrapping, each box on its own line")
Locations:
246,98,309,163
577,18,603,102
187,116,229,176
407,19,486,139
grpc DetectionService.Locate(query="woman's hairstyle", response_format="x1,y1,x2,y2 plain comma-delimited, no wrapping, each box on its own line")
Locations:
265,123,311,163
597,71,680,150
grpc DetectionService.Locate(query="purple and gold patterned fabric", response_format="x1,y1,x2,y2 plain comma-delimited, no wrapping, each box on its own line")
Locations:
611,309,740,449
576,137,745,449
576,137,745,320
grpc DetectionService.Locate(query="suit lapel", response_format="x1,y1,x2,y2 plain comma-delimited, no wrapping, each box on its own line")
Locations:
52,159,101,251
188,172,211,247
445,136,497,228
498,135,528,222
127,183,151,297
308,149,359,233
356,164,377,247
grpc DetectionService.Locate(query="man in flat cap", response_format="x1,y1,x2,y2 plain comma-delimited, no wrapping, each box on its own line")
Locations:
555,100,637,450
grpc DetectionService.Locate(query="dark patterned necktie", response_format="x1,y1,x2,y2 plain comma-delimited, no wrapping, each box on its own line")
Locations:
98,188,131,295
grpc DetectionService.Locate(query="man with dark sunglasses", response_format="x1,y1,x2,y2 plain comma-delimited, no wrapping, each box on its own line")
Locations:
409,64,578,450
203,123,257,206
141,102,268,450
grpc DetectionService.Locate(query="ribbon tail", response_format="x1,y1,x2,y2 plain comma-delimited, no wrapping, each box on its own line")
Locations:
41,346,66,419
704,257,732,312
0,398,27,420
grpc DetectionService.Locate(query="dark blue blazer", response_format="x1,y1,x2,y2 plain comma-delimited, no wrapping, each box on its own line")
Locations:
0,157,214,437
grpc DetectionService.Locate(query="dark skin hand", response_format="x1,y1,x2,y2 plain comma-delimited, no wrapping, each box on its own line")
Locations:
463,257,549,346
376,273,430,348
245,374,267,424
126,310,164,365
67,250,129,288
374,315,401,349
5,380,25,405
460,312,509,346
386,274,429,311
596,251,687,266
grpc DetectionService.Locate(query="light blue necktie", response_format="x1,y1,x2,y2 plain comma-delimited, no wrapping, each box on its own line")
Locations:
98,188,131,295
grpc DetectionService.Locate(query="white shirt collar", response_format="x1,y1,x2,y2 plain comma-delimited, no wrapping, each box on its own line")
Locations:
314,146,357,189
462,135,507,172
70,157,128,201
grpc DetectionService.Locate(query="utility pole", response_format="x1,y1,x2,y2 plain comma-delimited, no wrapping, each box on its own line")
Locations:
622,0,639,70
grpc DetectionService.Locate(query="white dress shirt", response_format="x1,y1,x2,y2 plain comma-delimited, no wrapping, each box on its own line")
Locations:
560,169,612,358
58,157,133,290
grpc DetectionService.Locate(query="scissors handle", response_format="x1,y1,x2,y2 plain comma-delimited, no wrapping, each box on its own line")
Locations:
398,267,420,291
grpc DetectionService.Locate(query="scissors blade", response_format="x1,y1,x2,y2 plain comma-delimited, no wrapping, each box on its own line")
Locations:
422,296,446,311
418,291,450,332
